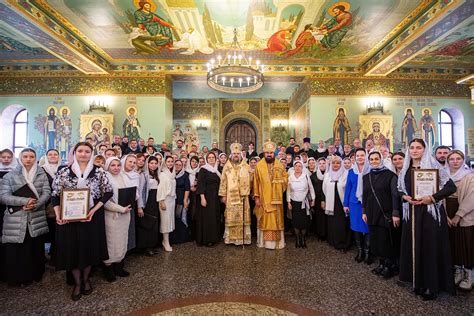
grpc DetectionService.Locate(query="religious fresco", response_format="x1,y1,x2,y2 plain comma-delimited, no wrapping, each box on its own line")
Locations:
33,98,73,160
409,22,474,66
419,107,436,153
332,107,352,147
122,106,141,140
400,107,417,148
359,115,393,151
80,113,114,150
41,0,422,64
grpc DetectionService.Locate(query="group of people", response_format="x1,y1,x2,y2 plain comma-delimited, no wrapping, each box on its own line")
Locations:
0,133,472,302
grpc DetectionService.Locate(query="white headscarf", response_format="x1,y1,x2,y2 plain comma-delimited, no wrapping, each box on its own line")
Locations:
0,151,18,172
18,149,39,198
398,144,451,223
105,156,122,205
185,157,200,186
352,153,370,203
316,158,326,181
71,146,95,207
327,156,345,182
323,156,347,215
42,150,60,179
202,152,221,177
121,154,140,200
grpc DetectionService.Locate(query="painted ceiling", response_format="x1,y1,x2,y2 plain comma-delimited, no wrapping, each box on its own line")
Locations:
0,0,472,79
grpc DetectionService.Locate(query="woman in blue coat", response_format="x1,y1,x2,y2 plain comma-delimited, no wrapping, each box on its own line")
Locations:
343,148,370,263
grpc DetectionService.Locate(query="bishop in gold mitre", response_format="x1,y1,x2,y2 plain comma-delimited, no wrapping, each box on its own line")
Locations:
253,140,288,249
218,142,252,245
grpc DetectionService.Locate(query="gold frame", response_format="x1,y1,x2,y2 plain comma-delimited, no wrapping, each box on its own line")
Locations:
60,188,90,221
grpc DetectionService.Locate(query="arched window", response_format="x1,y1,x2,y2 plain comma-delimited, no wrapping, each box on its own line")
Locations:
13,109,28,156
438,109,453,147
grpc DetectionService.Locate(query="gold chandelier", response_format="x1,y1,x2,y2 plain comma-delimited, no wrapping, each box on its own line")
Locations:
207,28,264,94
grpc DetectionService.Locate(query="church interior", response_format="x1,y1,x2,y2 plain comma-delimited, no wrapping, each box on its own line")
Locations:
0,0,473,314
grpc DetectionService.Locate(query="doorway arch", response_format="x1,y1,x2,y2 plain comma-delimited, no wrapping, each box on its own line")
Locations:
224,119,257,155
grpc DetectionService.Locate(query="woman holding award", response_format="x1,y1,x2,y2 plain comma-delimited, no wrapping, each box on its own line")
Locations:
52,142,113,301
398,138,456,300
102,157,133,282
0,148,50,286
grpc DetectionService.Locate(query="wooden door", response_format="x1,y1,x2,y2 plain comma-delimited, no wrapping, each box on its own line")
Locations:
225,120,256,154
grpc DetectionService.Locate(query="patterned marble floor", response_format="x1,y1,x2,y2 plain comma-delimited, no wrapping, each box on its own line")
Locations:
0,236,472,315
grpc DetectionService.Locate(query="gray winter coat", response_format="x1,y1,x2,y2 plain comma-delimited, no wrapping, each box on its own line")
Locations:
0,165,50,243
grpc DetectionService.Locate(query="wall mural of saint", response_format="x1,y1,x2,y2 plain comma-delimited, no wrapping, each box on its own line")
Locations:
45,106,60,150
333,107,352,147
359,115,393,151
401,107,417,149
80,114,114,151
57,106,72,160
122,106,141,140
419,107,436,152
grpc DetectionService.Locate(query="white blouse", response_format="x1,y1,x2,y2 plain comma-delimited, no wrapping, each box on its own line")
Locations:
287,173,315,202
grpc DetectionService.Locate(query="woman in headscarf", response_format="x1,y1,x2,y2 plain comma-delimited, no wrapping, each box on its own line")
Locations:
0,148,50,286
391,151,405,176
195,152,221,247
322,155,350,251
102,157,133,283
343,148,370,263
137,156,161,256
121,154,140,253
398,139,456,300
287,160,315,248
42,149,60,263
248,157,258,235
362,151,400,279
0,148,18,177
52,142,113,301
185,155,200,240
170,159,190,244
157,156,176,252
446,150,473,291
311,158,327,240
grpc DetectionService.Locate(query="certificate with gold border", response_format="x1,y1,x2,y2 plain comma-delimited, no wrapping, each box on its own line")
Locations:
412,169,439,200
60,188,90,221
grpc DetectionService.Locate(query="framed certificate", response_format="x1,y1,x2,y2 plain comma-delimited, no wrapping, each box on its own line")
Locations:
60,188,90,221
412,169,439,200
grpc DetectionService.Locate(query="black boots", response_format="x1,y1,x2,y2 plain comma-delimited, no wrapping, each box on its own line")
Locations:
362,234,372,264
354,233,363,263
372,259,385,275
103,264,116,283
113,260,130,277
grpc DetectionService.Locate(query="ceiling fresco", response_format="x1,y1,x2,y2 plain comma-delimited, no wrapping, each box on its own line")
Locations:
42,0,425,64
409,22,474,66
0,0,472,78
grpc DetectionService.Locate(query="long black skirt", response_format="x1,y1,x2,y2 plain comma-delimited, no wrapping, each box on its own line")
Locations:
195,196,221,245
327,194,351,250
314,208,327,240
446,198,474,268
136,189,160,249
399,204,455,294
55,208,108,271
170,204,191,244
3,231,45,284
369,225,400,259
291,200,310,230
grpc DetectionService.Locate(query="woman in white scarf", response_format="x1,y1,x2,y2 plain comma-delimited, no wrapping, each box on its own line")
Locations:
397,138,456,300
287,160,315,248
102,157,132,282
0,148,50,286
0,148,18,176
42,149,60,181
343,148,370,263
121,154,140,252
322,155,351,251
445,150,474,291
157,156,176,252
311,158,327,240
52,142,113,301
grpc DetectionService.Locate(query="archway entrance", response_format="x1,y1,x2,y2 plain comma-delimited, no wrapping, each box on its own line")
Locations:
224,120,257,155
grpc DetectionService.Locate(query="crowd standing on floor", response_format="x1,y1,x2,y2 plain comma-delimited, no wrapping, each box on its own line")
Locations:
0,134,472,302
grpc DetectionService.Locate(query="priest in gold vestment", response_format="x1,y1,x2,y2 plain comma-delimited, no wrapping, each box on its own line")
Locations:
253,141,288,249
219,143,252,245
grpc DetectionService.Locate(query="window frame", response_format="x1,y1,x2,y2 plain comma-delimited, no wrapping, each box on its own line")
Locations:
13,109,28,155
438,109,453,147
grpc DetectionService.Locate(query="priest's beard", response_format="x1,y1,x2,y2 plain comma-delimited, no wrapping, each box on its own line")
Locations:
265,156,275,164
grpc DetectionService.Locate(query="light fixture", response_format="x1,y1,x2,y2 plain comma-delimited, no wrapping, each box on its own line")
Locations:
207,28,264,94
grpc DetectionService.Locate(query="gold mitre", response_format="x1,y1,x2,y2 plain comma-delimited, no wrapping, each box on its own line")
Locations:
263,140,276,152
230,142,242,154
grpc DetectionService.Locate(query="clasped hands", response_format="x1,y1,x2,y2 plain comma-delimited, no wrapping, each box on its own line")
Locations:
402,195,433,205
